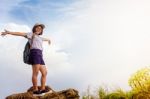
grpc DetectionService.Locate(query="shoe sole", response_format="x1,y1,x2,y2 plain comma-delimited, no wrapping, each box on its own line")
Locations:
33,90,53,96
33,93,45,97
41,90,53,95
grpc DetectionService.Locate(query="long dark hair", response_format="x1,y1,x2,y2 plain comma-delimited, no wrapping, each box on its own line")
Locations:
32,25,44,35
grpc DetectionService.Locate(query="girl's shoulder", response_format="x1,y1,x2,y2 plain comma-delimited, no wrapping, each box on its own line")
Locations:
25,32,33,39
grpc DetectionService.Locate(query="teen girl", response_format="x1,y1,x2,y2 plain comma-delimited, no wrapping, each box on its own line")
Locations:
1,23,51,96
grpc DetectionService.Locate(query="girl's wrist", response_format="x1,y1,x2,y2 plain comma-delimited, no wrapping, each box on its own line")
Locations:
6,32,10,34
4,29,10,34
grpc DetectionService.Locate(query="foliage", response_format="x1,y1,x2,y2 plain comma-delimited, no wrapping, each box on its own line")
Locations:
128,67,150,93
98,87,107,99
82,66,150,99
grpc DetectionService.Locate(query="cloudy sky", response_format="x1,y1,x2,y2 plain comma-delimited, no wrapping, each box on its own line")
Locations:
1,0,150,98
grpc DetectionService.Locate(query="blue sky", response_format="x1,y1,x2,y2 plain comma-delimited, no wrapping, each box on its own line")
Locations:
8,0,81,25
1,0,150,98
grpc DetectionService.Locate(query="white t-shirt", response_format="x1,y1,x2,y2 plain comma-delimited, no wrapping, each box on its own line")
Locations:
25,32,44,50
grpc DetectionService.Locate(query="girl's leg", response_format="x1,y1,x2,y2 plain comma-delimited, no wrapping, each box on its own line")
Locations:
32,64,41,91
39,65,47,90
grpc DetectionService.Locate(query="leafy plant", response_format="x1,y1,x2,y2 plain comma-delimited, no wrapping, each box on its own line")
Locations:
82,66,150,99
128,67,150,93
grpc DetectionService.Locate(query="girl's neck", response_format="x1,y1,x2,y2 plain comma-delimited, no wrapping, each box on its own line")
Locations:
33,33,39,36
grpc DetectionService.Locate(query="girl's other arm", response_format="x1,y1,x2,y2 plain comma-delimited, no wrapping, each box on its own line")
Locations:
41,37,51,45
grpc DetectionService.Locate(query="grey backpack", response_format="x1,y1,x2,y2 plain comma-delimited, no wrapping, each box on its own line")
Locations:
23,42,31,64
23,34,34,65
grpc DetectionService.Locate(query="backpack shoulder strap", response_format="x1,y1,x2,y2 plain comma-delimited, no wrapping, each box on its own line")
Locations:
30,33,35,49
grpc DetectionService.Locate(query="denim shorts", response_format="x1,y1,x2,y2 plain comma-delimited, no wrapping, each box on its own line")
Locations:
29,49,45,65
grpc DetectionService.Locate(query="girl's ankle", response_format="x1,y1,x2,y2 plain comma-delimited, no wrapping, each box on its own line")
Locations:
40,86,46,90
33,86,38,91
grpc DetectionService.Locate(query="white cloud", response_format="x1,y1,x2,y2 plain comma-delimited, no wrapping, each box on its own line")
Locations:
45,0,150,92
79,0,150,90
4,23,30,32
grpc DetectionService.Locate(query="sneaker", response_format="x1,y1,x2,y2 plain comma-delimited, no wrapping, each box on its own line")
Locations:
33,90,43,96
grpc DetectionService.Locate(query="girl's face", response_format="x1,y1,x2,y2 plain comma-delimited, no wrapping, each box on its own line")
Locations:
35,26,43,35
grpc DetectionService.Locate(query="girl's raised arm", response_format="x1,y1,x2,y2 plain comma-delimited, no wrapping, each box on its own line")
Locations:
41,37,51,45
1,29,27,37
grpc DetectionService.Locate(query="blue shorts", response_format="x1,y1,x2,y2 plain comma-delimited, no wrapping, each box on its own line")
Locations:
29,49,45,65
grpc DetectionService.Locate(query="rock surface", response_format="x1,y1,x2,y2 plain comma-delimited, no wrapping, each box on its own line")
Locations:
6,86,79,99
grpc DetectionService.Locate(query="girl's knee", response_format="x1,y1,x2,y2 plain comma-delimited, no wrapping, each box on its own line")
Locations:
42,71,47,77
33,71,39,76
40,66,47,77
32,64,40,76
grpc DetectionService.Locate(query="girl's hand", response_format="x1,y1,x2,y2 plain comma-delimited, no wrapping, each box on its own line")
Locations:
1,32,7,37
48,40,51,45
1,29,10,37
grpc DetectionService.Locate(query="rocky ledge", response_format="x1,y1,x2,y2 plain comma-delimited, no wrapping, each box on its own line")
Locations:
6,86,79,99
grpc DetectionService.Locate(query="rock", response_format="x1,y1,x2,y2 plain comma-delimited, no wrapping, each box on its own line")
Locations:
6,86,79,99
